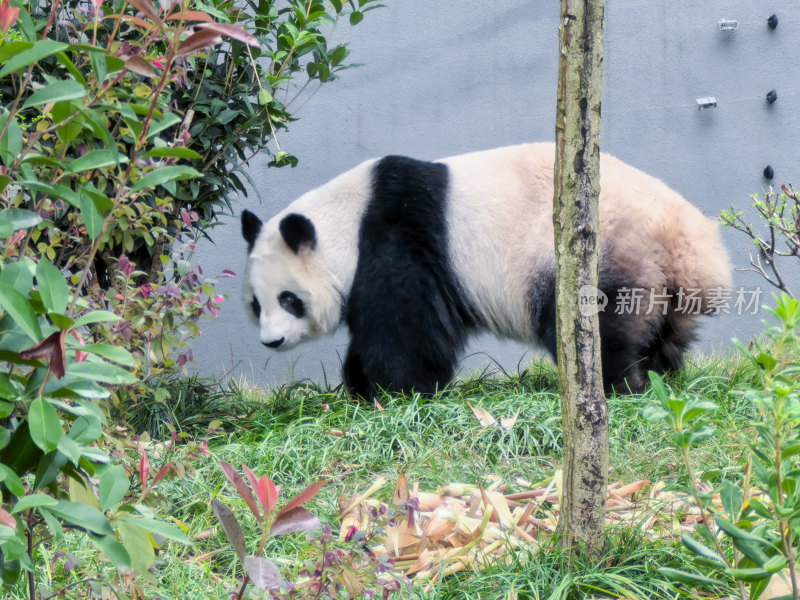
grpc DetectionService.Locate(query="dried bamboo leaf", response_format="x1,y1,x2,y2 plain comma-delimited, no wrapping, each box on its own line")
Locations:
392,473,410,506
614,479,651,498
484,490,514,529
338,476,387,517
467,401,497,427
405,548,435,576
499,408,520,431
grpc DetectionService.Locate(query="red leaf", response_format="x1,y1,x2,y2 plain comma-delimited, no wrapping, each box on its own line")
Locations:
125,56,156,78
124,0,162,26
0,506,16,530
20,331,66,379
165,11,214,23
139,452,150,493
177,29,222,56
0,2,19,34
104,13,154,30
275,480,324,519
269,507,320,537
219,462,261,523
241,464,269,517
259,476,278,518
151,461,174,487
244,555,280,590
211,500,246,563
197,22,259,48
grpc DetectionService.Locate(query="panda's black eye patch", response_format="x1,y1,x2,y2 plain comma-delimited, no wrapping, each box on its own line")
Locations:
278,291,305,318
250,296,261,319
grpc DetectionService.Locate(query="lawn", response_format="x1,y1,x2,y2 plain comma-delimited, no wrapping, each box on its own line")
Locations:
11,354,762,599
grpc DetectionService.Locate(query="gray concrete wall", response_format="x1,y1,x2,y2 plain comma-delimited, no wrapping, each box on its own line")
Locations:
191,0,800,388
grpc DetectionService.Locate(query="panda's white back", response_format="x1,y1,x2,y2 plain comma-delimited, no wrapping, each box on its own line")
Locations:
440,143,730,342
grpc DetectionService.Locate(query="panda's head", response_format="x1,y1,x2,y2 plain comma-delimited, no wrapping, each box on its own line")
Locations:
241,209,342,350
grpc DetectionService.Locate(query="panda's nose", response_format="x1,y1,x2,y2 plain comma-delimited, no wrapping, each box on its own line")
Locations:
263,337,285,348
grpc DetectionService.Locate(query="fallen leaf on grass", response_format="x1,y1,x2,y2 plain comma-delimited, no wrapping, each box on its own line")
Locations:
467,401,496,427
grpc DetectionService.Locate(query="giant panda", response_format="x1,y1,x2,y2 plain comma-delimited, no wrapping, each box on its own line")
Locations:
241,143,731,397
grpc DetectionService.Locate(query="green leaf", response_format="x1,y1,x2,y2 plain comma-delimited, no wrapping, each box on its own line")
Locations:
0,40,69,77
146,111,181,139
349,10,363,25
78,191,105,241
90,50,107,83
724,566,771,582
57,435,83,465
73,311,120,326
715,515,769,545
120,517,190,544
56,52,86,86
48,501,113,535
0,283,42,342
681,534,726,564
0,209,41,238
0,41,33,64
131,166,203,192
37,508,63,539
720,479,743,520
79,344,136,367
658,566,720,586
763,554,788,573
144,147,202,160
36,259,70,316
11,493,56,513
17,181,81,207
21,80,87,108
257,88,273,105
641,404,668,423
69,361,136,385
88,532,131,570
69,150,128,173
0,464,25,497
99,465,130,512
34,451,67,490
28,397,62,453
117,520,155,575
0,257,35,291
0,112,22,167
68,416,103,444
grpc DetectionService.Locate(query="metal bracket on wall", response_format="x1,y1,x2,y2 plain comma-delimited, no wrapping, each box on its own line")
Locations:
696,97,718,110
718,19,738,31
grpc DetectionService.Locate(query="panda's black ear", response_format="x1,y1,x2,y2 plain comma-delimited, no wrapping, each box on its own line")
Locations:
241,209,263,253
279,213,316,254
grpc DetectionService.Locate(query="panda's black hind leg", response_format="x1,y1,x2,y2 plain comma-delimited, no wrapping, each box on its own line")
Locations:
643,311,698,378
597,292,658,394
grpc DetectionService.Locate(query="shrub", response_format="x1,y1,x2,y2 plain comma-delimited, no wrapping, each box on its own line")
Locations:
645,294,800,600
0,0,376,596
722,184,800,297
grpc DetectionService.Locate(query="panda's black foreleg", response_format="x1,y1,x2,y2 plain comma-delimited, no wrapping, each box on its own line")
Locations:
344,319,460,398
344,273,466,398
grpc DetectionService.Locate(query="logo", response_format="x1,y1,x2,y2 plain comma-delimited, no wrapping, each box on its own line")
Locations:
578,285,608,316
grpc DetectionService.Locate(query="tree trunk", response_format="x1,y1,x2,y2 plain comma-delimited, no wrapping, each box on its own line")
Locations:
553,0,608,555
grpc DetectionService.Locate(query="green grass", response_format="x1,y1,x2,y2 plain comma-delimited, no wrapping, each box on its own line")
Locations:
11,353,760,599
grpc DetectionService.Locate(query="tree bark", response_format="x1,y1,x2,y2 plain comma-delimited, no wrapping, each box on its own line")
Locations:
553,0,608,555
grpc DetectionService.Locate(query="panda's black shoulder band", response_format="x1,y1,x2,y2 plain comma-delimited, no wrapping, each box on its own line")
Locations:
279,213,317,254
